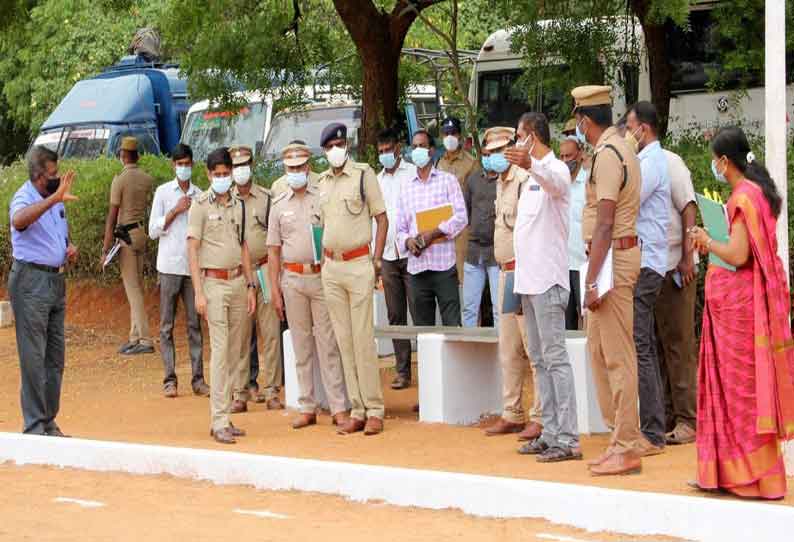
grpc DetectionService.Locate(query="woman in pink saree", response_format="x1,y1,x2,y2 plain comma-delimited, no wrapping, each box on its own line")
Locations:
689,126,794,500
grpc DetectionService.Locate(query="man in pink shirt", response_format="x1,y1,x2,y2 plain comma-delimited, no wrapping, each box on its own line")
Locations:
506,112,581,462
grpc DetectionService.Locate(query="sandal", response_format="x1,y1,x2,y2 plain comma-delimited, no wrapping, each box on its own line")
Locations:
518,438,548,455
666,423,696,445
537,445,583,463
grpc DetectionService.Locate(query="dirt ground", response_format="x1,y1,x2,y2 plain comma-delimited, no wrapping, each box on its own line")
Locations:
0,464,682,542
0,282,792,507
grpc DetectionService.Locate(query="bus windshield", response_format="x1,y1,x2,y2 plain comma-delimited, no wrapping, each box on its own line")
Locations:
181,102,269,162
33,127,110,160
262,106,360,160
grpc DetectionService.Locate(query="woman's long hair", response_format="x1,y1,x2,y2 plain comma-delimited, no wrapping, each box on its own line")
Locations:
711,126,782,217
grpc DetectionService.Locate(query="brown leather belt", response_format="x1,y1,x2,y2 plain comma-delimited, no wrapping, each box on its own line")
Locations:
501,260,516,272
586,235,638,254
324,244,369,261
284,262,322,274
257,255,268,267
203,266,242,280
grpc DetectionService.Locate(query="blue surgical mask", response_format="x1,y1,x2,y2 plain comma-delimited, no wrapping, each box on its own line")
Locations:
575,119,587,145
175,165,192,182
379,152,397,170
286,171,308,189
211,175,232,194
489,152,510,173
711,159,727,184
411,147,431,168
481,155,492,171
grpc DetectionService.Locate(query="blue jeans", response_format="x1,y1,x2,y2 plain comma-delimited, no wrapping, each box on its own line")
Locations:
462,260,499,327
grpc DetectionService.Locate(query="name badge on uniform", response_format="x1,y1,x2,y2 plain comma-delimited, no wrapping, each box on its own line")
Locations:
529,185,541,191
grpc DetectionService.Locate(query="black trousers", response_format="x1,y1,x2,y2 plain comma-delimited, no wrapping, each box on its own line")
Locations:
381,258,417,379
409,266,461,327
8,261,66,435
565,270,581,330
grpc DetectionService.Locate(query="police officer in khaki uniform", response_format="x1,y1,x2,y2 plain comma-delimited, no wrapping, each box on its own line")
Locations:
318,123,388,436
271,139,321,197
228,145,283,412
437,117,479,284
479,127,544,440
267,142,349,430
101,136,154,355
188,147,256,444
572,85,643,476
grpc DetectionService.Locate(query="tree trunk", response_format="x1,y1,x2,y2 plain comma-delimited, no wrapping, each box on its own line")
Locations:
632,0,673,137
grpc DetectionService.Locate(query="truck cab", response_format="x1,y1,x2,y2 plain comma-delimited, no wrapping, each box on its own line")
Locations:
31,55,189,159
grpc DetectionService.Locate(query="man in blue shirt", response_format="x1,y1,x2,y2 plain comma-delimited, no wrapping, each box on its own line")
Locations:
8,146,78,436
625,101,671,456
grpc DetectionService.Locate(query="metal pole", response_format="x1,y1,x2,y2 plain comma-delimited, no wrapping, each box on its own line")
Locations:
765,0,793,475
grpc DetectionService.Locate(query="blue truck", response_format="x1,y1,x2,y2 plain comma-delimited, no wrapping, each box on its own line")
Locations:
31,54,189,159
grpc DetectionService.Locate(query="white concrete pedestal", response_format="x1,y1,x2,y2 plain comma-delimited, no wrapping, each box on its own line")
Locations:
567,335,609,434
283,330,329,411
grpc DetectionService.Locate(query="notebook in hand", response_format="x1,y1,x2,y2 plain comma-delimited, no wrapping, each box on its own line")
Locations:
415,203,453,247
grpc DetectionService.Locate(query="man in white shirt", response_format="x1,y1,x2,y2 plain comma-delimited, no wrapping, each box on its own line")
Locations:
375,128,418,390
559,136,588,330
148,143,208,398
506,112,580,462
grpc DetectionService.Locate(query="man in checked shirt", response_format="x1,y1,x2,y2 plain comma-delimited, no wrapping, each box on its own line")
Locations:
396,129,468,327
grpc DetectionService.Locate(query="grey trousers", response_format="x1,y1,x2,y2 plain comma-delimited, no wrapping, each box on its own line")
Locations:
633,267,666,446
8,261,66,435
521,285,579,448
159,273,204,389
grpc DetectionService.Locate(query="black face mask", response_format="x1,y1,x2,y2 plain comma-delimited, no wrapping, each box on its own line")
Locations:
45,177,61,195
565,160,579,175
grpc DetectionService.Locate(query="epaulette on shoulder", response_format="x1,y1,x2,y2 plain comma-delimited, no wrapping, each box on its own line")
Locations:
196,191,211,203
272,191,289,205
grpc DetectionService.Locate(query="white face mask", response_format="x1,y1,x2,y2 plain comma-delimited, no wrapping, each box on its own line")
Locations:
443,135,459,152
233,165,251,185
326,145,348,168
175,165,192,182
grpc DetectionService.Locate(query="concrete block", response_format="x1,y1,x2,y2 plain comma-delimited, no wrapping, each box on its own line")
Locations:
283,329,351,412
0,301,14,328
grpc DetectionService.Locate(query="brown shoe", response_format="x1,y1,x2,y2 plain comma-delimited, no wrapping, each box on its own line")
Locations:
332,412,349,426
192,382,210,397
292,413,317,429
391,375,410,390
484,418,525,436
636,438,665,457
266,397,284,410
231,399,248,414
363,417,384,435
164,383,178,398
337,417,366,435
666,422,696,445
253,391,267,404
210,427,236,444
516,421,543,441
589,451,642,476
587,449,613,467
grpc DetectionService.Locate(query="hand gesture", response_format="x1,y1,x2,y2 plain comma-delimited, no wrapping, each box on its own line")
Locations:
195,292,208,320
504,146,532,170
173,196,192,215
54,170,78,203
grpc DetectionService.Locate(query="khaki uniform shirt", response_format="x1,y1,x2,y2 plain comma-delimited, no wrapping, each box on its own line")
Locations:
318,160,386,253
582,126,641,241
271,171,321,198
187,190,244,270
110,164,153,225
267,186,321,264
494,165,529,265
234,184,272,263
437,150,479,192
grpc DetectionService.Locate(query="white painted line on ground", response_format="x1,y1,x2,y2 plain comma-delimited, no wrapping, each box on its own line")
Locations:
233,508,291,519
53,497,105,508
1,433,790,542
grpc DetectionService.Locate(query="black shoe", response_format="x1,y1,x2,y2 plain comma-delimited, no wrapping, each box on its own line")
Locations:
118,341,138,354
518,437,548,455
391,375,411,390
45,426,71,438
124,343,155,356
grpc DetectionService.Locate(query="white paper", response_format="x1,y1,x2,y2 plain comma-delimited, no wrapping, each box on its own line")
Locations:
579,247,614,311
102,240,121,269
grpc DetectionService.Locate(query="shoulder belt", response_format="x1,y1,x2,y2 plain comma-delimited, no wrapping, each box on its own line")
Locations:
592,144,628,191
239,198,246,245
359,169,365,203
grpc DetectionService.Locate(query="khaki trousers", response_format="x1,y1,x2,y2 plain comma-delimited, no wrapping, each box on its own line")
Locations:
587,246,641,453
204,275,247,432
497,270,542,424
120,227,151,346
235,263,281,401
282,271,347,415
322,256,383,420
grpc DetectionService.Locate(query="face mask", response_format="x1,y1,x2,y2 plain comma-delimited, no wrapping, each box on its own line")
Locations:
489,153,510,173
45,177,61,195
443,135,459,152
233,166,252,186
575,119,587,145
411,147,431,168
286,171,308,189
326,145,347,168
481,155,492,171
175,165,192,182
711,159,728,184
565,159,579,175
211,175,232,194
379,152,397,170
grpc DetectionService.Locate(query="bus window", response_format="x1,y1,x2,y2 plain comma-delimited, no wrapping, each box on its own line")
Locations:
477,70,528,128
